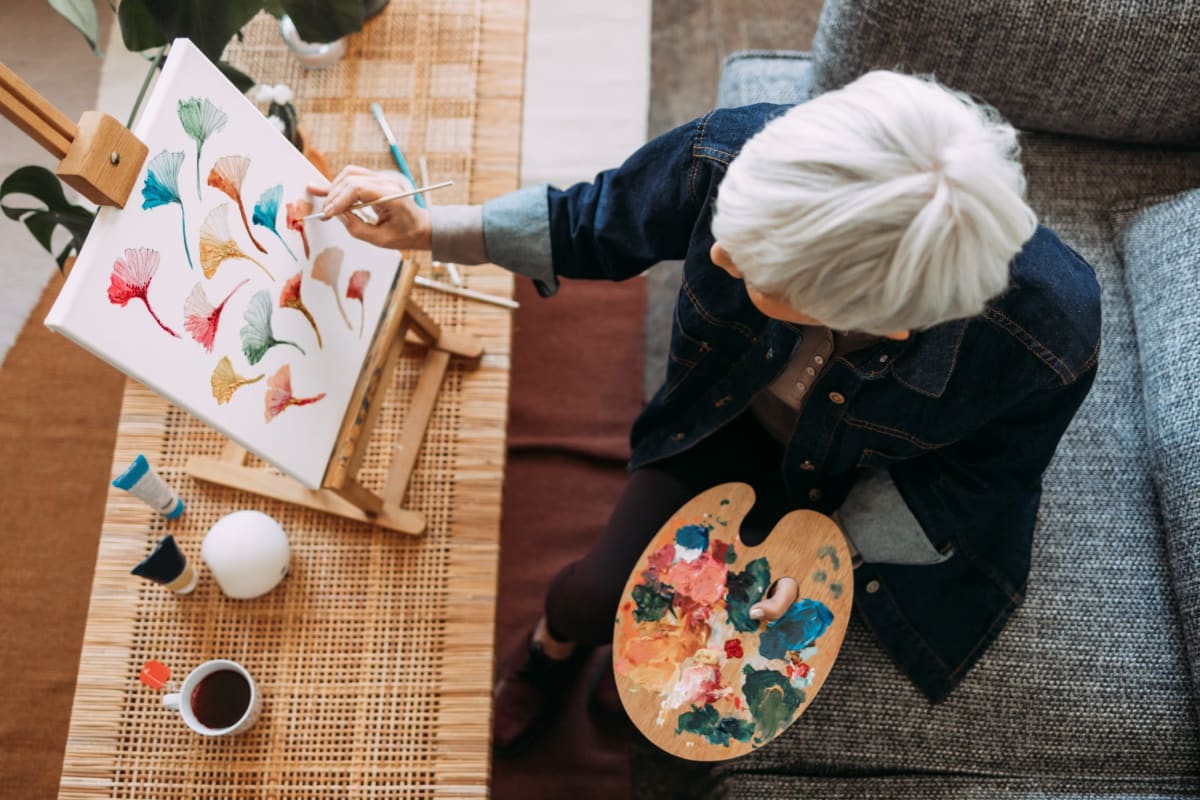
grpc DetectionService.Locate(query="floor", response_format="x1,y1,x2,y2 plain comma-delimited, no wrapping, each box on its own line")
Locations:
649,0,821,136
0,6,108,363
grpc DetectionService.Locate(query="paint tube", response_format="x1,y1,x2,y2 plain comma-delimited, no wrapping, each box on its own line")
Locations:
131,534,198,594
112,453,184,518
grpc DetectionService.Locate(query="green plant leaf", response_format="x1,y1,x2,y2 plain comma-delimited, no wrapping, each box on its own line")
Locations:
0,166,73,215
115,0,166,51
0,166,96,272
260,0,287,17
48,0,103,55
117,0,262,64
281,0,367,43
25,214,59,252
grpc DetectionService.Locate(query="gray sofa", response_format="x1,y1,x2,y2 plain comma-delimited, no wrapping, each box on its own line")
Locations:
633,0,1200,796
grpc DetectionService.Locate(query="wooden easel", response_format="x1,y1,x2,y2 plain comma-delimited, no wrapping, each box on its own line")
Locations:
186,262,482,535
0,60,481,536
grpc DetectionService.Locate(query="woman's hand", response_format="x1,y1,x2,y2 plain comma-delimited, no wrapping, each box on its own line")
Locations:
749,576,798,622
306,166,432,251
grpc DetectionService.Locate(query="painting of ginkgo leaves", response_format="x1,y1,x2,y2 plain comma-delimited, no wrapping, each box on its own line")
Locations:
44,39,402,489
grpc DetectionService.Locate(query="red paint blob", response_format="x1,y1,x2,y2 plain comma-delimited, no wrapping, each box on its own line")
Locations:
711,540,729,563
724,639,744,659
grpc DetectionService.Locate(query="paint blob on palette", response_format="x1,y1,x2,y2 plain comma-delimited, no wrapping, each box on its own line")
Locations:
45,39,402,489
613,483,853,761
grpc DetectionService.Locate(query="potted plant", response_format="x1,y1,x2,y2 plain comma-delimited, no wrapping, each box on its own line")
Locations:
1,0,384,271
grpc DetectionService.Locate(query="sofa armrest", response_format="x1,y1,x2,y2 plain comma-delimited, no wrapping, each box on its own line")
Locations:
1117,188,1200,715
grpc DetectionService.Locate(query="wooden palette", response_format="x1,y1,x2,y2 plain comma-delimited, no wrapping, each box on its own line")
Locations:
613,482,853,761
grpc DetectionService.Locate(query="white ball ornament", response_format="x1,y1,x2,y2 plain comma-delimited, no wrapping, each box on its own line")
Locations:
202,510,291,599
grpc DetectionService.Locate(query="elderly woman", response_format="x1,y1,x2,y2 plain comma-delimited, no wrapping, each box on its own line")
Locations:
311,70,1101,756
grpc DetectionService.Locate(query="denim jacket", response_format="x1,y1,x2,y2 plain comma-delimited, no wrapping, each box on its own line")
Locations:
462,104,1102,701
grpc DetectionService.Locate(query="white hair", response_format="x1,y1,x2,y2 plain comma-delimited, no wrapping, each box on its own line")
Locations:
711,70,1038,334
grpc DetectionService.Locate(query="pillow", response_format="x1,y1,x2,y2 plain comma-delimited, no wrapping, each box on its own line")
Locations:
716,51,814,109
1117,188,1200,706
810,0,1200,145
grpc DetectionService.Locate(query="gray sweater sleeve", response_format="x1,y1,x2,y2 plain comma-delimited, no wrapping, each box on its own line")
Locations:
428,183,559,296
838,469,955,565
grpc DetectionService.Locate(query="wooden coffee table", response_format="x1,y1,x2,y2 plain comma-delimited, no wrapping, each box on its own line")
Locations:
58,3,525,797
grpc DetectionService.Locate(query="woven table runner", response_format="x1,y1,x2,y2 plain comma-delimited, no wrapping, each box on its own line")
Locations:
59,1,525,797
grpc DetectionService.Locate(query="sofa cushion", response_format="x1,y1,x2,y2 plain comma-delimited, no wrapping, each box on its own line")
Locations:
717,51,813,108
809,0,1200,146
1117,188,1200,718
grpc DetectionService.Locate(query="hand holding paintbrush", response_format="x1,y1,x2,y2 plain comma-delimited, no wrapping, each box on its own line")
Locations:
306,166,438,250
306,167,518,310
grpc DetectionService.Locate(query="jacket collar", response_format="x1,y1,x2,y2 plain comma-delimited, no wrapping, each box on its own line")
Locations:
841,318,968,398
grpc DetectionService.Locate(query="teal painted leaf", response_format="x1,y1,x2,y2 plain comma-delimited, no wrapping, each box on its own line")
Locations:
142,150,183,209
252,184,297,260
178,97,228,199
240,289,304,365
141,150,195,269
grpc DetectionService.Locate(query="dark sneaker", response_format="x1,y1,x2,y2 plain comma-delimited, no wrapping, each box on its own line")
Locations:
586,647,630,729
492,626,587,757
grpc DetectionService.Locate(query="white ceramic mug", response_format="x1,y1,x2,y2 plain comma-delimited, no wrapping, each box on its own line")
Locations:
162,659,262,737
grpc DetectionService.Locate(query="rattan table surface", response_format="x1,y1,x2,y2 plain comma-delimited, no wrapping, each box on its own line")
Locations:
58,2,525,797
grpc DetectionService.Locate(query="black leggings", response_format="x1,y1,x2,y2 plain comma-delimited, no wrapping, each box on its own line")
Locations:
544,413,793,646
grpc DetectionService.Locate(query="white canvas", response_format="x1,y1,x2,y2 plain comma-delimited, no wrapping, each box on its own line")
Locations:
45,39,402,489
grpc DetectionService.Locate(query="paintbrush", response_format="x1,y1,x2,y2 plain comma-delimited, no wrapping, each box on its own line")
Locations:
302,181,454,221
370,102,425,208
414,275,519,310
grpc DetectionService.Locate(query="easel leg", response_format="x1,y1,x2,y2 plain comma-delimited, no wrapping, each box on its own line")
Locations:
383,348,452,504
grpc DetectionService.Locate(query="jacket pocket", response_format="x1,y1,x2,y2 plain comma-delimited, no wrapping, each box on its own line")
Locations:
662,303,713,400
857,447,913,470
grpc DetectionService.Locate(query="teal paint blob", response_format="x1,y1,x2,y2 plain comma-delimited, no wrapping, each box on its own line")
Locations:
813,569,827,583
830,582,843,599
675,524,709,551
631,582,674,623
818,545,841,572
675,703,755,747
743,669,804,743
725,544,737,564
726,557,771,632
758,598,833,660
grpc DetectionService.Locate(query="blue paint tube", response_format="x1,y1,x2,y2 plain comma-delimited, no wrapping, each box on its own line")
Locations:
112,454,184,518
131,534,198,594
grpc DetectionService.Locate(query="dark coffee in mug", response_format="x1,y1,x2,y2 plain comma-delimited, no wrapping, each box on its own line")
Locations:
190,668,252,729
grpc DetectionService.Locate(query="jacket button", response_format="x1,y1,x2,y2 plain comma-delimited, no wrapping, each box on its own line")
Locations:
765,348,774,360
865,580,881,594
800,461,815,471
671,432,687,442
808,488,822,501
828,391,846,405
